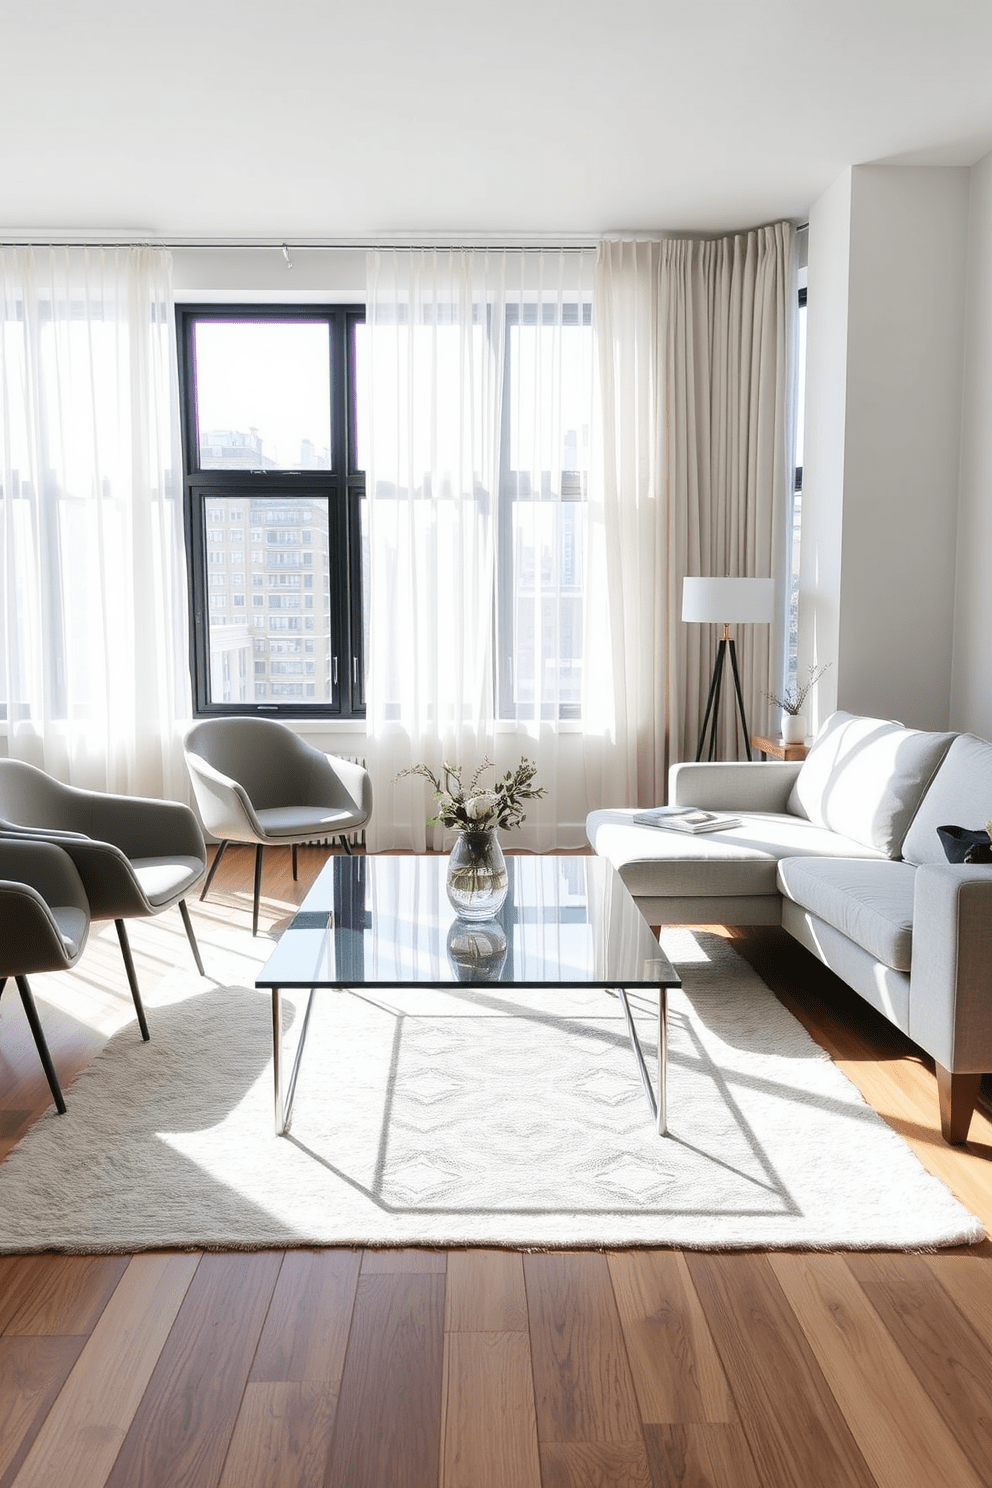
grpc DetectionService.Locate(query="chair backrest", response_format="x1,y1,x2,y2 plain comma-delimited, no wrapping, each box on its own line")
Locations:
184,717,322,812
0,839,90,975
0,760,85,833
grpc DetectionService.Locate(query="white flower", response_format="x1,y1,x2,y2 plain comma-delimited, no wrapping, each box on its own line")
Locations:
465,791,496,821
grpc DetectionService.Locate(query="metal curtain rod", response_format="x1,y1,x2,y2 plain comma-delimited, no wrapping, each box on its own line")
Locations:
0,236,601,252
0,222,807,252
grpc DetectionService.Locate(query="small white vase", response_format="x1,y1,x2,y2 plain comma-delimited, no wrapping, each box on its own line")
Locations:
781,712,807,745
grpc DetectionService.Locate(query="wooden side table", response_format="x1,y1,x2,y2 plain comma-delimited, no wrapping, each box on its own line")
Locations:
751,734,810,762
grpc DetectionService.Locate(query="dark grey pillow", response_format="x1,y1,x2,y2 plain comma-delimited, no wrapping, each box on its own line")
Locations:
936,825,992,864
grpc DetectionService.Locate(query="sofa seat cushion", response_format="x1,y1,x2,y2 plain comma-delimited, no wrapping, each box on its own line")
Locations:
586,808,885,900
901,732,992,866
786,711,954,857
777,857,917,972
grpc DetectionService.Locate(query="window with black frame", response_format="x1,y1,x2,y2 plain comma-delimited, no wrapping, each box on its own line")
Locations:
497,298,593,721
176,306,366,717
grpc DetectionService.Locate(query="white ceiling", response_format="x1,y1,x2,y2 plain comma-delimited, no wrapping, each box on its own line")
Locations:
4,0,992,242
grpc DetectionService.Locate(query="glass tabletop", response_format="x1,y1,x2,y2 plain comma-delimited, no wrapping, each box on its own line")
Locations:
255,854,679,990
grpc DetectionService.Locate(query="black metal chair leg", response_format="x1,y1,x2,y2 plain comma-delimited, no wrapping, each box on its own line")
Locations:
199,840,229,902
253,844,264,937
178,899,205,976
115,920,151,1041
15,975,66,1114
292,844,298,881
339,834,353,856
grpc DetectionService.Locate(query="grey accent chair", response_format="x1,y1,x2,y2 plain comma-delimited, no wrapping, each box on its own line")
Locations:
0,839,92,1113
184,718,373,935
0,760,207,1037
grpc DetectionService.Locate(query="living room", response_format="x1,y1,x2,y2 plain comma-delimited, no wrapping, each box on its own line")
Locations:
4,4,992,1487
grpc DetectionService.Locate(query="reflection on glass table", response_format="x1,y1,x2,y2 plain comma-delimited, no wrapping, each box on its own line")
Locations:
256,854,680,1138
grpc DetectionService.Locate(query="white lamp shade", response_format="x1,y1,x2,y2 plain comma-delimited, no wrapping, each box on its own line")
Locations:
681,576,775,625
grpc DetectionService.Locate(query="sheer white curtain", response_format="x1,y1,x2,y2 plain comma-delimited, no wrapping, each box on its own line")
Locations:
0,247,191,797
590,224,797,810
364,248,596,850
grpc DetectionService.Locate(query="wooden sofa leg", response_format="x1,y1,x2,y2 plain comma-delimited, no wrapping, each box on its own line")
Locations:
935,1065,982,1145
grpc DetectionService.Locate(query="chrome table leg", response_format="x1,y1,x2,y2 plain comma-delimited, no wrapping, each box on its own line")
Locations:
617,985,668,1136
272,985,318,1136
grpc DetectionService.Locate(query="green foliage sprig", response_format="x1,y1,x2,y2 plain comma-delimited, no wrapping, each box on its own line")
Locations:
396,756,546,831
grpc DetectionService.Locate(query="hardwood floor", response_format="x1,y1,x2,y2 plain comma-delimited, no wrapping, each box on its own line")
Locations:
3,843,992,1488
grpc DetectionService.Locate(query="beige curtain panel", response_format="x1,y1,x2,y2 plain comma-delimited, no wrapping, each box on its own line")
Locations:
590,224,798,810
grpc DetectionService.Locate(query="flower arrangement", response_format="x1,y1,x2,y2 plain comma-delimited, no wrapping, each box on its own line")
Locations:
397,756,546,832
765,661,831,716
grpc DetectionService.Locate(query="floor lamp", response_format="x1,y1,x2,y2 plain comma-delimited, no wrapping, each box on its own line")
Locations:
682,577,775,761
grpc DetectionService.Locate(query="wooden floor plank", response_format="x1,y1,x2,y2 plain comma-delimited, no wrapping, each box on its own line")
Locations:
440,1331,541,1488
323,1270,445,1488
445,1249,529,1334
102,1250,283,1488
2,1254,130,1337
846,1250,992,1483
923,1249,992,1343
250,1249,361,1384
217,1383,338,1488
607,1252,736,1425
524,1252,642,1447
361,1248,447,1274
538,1440,652,1488
0,1337,85,1488
0,1263,35,1336
642,1424,764,1488
684,1252,877,1488
8,1252,199,1488
771,1251,986,1488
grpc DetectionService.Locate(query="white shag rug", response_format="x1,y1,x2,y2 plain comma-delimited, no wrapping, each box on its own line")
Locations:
0,928,982,1253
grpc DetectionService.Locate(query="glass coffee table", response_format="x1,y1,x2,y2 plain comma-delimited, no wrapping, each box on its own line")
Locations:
255,853,681,1138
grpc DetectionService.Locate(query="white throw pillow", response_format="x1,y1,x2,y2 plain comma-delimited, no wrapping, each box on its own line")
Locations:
787,711,954,858
901,733,992,865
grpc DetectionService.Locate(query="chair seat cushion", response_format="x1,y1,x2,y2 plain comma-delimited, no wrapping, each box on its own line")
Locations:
131,856,206,907
254,806,361,839
777,857,916,971
586,808,885,900
51,905,88,958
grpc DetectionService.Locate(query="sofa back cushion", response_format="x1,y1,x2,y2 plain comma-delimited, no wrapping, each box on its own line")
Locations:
787,711,954,857
901,733,992,865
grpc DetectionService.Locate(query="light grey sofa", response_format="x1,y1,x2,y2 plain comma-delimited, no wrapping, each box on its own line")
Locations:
587,712,992,1144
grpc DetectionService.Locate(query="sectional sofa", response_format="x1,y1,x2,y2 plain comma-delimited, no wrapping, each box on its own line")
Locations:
587,712,992,1144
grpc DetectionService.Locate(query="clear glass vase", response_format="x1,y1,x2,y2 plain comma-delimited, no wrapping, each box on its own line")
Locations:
446,828,508,921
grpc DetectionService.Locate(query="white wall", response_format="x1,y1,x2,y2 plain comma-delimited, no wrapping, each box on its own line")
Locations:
800,168,853,727
951,149,992,740
170,247,367,301
802,164,970,732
